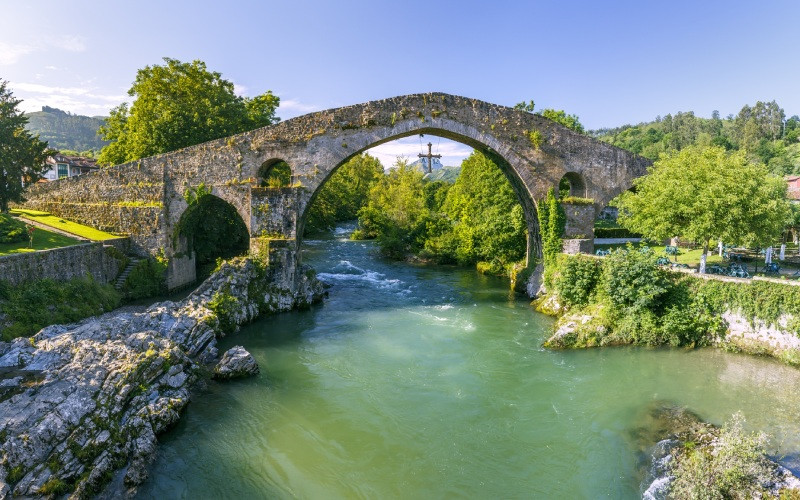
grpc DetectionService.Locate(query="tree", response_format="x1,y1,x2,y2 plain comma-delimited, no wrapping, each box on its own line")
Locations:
356,158,431,258
432,151,526,271
98,58,279,165
0,80,53,212
615,146,790,272
304,153,384,234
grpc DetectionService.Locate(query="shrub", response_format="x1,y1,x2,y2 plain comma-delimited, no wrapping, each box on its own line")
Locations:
671,413,772,499
600,246,670,312
208,288,240,333
0,276,121,340
122,258,167,299
559,196,594,205
555,255,601,308
0,213,28,244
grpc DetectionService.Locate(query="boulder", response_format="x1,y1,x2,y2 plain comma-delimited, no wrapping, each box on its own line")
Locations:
213,346,259,379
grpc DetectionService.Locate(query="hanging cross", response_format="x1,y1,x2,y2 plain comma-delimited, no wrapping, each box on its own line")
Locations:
418,142,441,174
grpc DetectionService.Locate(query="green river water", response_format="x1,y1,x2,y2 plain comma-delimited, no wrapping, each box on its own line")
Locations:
138,228,800,499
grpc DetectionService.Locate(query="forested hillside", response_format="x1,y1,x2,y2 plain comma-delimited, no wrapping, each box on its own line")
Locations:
24,106,108,152
591,100,800,175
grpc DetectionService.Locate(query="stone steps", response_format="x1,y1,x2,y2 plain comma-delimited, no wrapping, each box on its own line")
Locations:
114,258,140,290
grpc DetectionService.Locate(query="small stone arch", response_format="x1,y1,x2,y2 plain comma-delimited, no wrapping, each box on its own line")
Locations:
258,159,292,188
175,193,250,272
559,172,587,198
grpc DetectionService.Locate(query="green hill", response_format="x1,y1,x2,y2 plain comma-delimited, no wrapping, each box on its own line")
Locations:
589,100,800,176
425,165,461,183
25,106,108,152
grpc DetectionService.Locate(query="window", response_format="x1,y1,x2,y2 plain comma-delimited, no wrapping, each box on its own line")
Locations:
57,164,68,178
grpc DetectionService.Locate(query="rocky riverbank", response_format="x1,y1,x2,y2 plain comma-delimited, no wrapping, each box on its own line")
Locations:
0,256,323,498
634,405,799,499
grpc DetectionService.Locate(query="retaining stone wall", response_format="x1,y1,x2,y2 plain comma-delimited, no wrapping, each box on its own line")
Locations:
562,238,594,255
0,242,125,286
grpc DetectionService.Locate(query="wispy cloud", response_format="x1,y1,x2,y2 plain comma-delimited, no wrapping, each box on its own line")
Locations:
12,82,126,116
280,98,321,114
51,35,86,53
12,82,124,101
0,42,36,65
0,36,87,66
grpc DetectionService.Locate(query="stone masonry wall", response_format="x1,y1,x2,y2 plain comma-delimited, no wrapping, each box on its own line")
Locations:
562,203,595,239
0,242,125,286
18,202,163,256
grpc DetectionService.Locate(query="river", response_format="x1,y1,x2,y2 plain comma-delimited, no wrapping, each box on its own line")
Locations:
138,227,800,499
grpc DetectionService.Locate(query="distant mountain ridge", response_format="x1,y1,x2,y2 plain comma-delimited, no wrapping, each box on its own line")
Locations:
24,106,108,152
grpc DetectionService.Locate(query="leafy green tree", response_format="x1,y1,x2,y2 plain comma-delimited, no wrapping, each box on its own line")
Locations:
304,153,384,234
615,146,791,270
99,58,279,165
0,81,53,212
430,152,526,271
356,159,431,258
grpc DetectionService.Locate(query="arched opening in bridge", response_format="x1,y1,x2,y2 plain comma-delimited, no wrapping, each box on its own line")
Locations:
258,159,292,188
176,193,250,276
558,172,587,199
299,132,538,279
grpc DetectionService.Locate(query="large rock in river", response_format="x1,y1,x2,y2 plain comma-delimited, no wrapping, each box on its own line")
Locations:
213,346,259,379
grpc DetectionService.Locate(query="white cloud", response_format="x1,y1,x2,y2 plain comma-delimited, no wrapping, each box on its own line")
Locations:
233,82,248,96
11,82,124,101
280,98,321,114
368,136,473,169
0,36,86,66
0,42,36,65
51,35,86,53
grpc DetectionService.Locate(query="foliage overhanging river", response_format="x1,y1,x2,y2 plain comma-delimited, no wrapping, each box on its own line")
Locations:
138,226,800,499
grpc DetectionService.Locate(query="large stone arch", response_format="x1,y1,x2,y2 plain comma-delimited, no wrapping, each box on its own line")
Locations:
292,124,544,264
18,93,651,293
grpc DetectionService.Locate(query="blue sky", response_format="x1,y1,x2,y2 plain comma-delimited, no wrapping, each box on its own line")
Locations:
2,0,799,166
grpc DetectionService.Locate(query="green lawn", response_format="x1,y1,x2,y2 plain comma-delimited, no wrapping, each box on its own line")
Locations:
0,227,81,256
11,209,120,241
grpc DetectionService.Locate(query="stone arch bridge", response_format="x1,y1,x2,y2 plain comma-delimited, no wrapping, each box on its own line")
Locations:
20,93,650,292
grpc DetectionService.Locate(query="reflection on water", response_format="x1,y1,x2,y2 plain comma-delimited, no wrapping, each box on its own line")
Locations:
138,229,800,499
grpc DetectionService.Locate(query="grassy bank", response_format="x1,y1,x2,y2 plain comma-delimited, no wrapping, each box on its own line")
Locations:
0,227,81,256
11,208,120,241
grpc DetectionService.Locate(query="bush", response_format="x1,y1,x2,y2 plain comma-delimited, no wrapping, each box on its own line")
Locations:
0,276,121,340
122,258,167,299
0,213,28,244
555,255,601,308
671,413,772,499
600,246,671,312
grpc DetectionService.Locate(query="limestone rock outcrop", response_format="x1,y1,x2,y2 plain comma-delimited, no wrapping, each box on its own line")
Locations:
213,346,259,379
0,256,322,498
